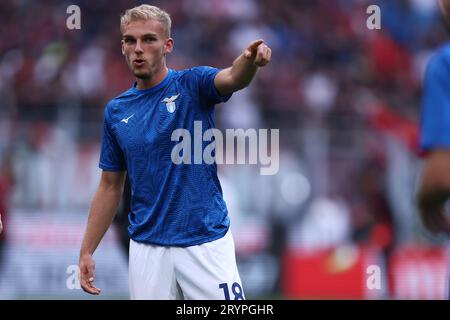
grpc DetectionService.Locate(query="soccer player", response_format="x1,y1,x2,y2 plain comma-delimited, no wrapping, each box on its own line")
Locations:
417,0,450,235
78,4,271,299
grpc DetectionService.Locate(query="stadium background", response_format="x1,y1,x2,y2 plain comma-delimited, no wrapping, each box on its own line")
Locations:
0,0,448,299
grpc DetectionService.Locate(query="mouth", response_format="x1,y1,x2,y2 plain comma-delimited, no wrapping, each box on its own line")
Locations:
132,59,146,67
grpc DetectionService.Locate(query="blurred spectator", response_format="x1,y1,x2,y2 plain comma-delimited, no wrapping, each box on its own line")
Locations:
291,196,352,252
350,159,394,254
0,155,14,264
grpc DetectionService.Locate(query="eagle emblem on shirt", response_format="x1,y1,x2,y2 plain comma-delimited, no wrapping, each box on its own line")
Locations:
162,94,180,113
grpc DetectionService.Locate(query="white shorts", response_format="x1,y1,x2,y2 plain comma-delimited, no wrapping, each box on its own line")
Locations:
129,229,245,300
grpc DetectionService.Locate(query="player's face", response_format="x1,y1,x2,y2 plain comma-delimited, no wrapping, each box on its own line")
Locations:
121,19,173,79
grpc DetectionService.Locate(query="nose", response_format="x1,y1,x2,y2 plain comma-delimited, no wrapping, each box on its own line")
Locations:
135,39,144,54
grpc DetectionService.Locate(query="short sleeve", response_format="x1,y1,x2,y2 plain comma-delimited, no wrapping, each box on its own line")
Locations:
191,66,232,105
99,106,126,171
420,53,450,152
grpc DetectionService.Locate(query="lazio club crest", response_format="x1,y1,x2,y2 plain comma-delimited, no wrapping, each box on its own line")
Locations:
162,94,180,113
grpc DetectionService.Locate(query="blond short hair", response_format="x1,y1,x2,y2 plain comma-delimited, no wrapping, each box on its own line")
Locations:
120,4,171,38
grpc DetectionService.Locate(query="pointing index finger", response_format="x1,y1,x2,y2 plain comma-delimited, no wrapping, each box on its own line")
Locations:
248,39,264,50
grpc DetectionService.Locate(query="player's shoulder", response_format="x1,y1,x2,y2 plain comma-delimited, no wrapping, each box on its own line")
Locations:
434,41,450,58
171,66,218,81
427,41,450,73
104,87,136,112
111,87,136,103
170,67,219,94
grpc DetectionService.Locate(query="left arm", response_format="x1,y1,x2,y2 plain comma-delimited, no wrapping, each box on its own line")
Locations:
214,39,272,96
416,52,450,235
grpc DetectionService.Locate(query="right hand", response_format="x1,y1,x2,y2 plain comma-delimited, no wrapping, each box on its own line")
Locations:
243,39,272,67
79,253,101,295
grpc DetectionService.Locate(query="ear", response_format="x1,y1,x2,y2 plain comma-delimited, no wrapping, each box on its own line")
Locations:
121,39,125,55
164,38,174,54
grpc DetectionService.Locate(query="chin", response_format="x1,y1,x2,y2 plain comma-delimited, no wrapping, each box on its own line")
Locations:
134,71,152,79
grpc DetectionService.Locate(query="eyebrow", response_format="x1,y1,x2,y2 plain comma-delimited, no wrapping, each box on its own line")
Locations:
122,33,158,40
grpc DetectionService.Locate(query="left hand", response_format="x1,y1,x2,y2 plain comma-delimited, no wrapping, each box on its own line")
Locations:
244,39,272,67
419,203,450,235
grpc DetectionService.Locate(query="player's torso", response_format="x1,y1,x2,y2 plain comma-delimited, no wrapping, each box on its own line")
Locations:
105,70,229,246
110,82,195,157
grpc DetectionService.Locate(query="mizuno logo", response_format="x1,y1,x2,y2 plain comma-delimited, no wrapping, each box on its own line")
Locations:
162,94,180,113
121,114,134,124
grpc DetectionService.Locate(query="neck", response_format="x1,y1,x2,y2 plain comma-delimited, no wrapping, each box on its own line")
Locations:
136,66,169,90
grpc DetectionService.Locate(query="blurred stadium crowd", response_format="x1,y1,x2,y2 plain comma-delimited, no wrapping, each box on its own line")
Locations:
0,0,449,299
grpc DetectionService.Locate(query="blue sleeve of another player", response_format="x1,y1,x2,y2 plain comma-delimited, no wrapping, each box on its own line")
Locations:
99,106,126,171
192,66,232,105
420,52,450,152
